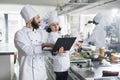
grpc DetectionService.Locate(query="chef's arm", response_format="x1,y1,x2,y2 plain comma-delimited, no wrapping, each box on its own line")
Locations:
68,41,82,56
14,32,42,55
42,43,54,48
83,29,97,45
69,49,80,57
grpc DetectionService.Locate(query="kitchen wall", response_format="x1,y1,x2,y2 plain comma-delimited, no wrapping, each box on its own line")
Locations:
0,4,55,44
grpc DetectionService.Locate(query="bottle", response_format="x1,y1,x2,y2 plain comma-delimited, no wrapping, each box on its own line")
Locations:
99,47,105,57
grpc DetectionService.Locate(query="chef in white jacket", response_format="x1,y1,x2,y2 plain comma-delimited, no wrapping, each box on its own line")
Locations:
14,5,47,80
43,11,80,80
85,13,112,49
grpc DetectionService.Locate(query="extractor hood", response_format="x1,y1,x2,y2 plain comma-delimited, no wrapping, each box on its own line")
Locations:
56,0,118,15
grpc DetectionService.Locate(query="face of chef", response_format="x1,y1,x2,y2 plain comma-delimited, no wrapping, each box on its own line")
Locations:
31,15,40,29
49,22,60,32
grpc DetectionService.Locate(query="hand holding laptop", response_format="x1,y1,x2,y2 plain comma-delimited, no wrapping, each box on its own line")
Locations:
41,43,54,49
52,46,66,55
42,37,76,55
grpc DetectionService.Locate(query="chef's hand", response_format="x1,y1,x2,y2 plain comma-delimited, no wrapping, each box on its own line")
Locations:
42,43,54,48
74,52,80,57
53,46,66,54
75,41,82,48
58,47,66,54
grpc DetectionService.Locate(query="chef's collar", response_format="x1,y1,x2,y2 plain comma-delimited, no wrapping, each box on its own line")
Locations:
23,26,40,33
22,26,33,32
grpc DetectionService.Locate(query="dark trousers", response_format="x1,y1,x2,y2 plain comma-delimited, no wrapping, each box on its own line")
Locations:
55,71,68,80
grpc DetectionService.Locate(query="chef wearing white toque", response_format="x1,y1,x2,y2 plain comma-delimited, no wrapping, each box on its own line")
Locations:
85,13,111,49
14,5,47,80
43,11,80,80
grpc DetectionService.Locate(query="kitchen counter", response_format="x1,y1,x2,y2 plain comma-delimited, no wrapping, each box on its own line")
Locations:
70,63,94,80
70,61,120,80
0,43,16,80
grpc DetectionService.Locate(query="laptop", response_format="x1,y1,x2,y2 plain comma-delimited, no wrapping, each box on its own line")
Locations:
43,37,76,53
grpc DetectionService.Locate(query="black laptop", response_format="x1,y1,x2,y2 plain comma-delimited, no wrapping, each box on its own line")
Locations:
43,37,76,54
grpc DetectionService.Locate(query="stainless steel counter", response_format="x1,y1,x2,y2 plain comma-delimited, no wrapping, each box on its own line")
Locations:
70,61,120,80
0,43,16,80
70,63,94,80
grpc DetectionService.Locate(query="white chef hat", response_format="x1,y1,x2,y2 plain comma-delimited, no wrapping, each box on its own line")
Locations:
46,11,59,26
93,10,113,26
93,13,103,24
20,5,39,23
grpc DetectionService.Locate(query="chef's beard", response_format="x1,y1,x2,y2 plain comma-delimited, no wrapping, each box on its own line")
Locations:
31,18,40,30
